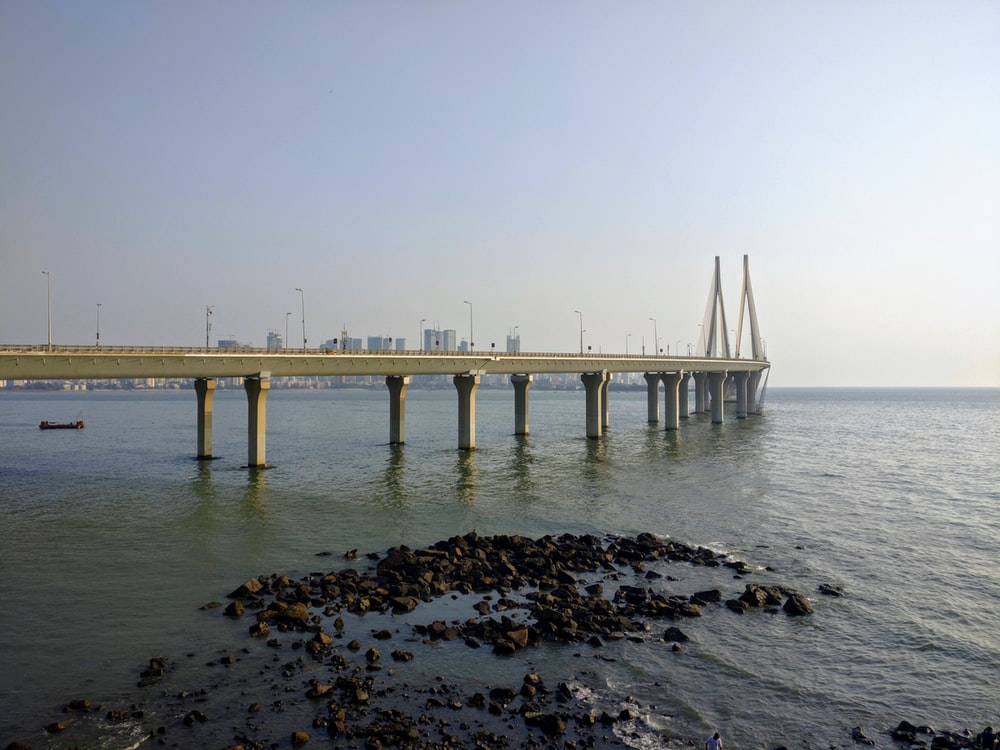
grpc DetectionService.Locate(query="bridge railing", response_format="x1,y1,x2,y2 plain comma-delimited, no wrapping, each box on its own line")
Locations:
0,344,768,361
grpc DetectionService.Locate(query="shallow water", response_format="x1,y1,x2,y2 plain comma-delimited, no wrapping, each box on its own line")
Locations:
1,386,998,748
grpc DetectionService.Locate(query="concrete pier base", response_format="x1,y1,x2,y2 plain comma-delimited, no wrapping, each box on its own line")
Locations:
454,374,480,450
644,373,661,422
679,372,691,419
244,373,270,467
732,370,749,419
510,374,533,435
581,371,608,438
662,371,683,431
707,371,727,424
195,377,216,459
693,372,708,413
386,375,411,444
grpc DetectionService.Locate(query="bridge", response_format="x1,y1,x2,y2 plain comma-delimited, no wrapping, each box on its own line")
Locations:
0,256,769,466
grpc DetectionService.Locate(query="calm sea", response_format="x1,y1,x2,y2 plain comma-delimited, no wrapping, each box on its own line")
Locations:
1,385,998,749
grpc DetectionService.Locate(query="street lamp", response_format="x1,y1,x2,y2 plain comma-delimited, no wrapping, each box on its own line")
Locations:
96,303,101,347
296,288,306,352
285,312,291,350
626,333,631,355
574,310,583,354
513,325,519,353
205,305,213,348
419,318,426,352
649,317,658,357
463,301,473,351
42,271,51,350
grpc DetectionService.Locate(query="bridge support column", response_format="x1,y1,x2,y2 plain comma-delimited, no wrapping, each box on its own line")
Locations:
732,371,749,419
678,372,691,419
707,371,727,424
454,374,480,450
386,375,411,444
601,374,611,430
195,377,216,459
244,372,271,467
581,371,608,438
747,370,761,415
510,374,533,435
693,372,708,413
644,373,661,422
662,371,683,431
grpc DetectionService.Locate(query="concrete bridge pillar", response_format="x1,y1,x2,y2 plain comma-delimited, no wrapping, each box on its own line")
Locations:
386,375,411,444
693,372,708,413
707,371,727,424
195,377,216,459
581,371,608,438
732,371,750,419
678,372,692,419
510,374,533,435
601,374,611,430
661,371,683,431
244,372,271,467
747,370,761,415
644,373,661,422
453,374,480,450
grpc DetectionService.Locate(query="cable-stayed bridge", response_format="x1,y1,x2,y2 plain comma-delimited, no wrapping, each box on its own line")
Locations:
0,257,769,466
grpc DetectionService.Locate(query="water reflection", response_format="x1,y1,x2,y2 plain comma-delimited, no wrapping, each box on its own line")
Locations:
582,436,610,487
241,467,268,521
381,444,409,509
455,450,478,506
509,436,536,499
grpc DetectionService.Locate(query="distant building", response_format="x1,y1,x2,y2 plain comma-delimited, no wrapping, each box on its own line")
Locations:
217,339,247,349
442,329,457,352
394,338,406,351
266,330,284,349
506,334,521,353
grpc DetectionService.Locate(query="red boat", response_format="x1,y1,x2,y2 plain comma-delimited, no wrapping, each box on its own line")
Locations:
39,420,84,430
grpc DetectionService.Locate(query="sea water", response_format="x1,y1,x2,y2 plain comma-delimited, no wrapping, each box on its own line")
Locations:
1,386,998,748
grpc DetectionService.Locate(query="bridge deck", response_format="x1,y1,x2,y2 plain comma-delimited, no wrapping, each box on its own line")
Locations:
0,345,768,380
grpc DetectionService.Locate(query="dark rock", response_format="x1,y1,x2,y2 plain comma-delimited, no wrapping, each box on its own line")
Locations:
783,593,814,616
663,626,689,643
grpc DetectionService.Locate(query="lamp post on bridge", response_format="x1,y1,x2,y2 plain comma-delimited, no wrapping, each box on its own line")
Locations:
42,271,51,351
419,318,426,352
296,288,306,352
96,303,101,347
285,312,291,350
626,333,631,355
574,310,583,354
463,301,473,351
205,305,213,348
649,317,658,356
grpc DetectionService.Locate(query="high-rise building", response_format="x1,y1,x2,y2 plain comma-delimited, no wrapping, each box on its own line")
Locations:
267,330,284,349
506,334,521,353
442,329,457,351
394,338,406,351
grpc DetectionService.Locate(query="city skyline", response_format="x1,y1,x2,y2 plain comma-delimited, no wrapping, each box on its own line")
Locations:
1,3,998,386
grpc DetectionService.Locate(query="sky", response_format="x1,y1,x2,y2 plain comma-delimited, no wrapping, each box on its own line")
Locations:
1,1,998,387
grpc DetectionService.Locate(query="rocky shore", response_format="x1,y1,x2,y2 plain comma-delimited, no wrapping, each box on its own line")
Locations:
8,532,994,750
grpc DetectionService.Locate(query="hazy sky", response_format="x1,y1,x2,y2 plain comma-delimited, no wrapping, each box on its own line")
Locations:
2,1,998,386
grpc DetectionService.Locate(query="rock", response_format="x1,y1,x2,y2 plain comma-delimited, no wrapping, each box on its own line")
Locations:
852,726,875,745
783,593,814,616
291,730,310,745
365,647,380,663
224,600,244,617
228,577,263,598
818,583,845,597
663,626,689,643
